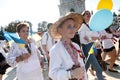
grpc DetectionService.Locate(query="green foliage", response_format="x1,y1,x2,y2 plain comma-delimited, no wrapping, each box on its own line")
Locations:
4,20,32,32
38,21,47,32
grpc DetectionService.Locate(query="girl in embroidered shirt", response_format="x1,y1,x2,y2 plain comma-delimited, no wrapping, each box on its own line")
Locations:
49,13,87,80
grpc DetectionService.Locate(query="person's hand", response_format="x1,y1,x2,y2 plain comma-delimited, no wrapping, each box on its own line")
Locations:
71,66,85,79
16,53,31,62
22,53,31,60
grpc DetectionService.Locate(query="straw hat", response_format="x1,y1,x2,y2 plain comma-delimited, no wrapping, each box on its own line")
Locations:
51,12,83,39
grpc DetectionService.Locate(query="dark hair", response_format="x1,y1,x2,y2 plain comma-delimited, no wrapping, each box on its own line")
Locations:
0,53,5,61
71,32,81,46
16,22,30,33
82,10,91,16
47,23,53,29
105,27,112,33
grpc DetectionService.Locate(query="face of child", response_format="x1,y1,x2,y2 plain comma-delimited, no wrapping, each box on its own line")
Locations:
58,19,76,39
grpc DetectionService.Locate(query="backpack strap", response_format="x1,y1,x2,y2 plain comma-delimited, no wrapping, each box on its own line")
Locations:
46,32,49,44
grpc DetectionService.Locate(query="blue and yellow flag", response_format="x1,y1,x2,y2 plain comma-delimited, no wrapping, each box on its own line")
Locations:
2,32,25,48
8,32,25,48
2,31,14,47
9,33,25,48
2,30,41,48
88,45,97,54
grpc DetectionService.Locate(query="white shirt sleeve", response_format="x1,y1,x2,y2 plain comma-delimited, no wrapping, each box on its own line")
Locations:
100,30,113,38
49,49,71,80
6,43,21,67
85,31,99,38
78,24,99,44
41,32,47,45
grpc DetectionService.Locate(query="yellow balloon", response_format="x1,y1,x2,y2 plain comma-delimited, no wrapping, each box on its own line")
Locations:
97,0,113,10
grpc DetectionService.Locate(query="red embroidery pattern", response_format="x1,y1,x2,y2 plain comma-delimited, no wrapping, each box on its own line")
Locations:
70,43,84,58
62,40,83,65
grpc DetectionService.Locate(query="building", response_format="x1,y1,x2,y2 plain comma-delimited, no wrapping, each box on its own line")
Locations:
59,0,85,16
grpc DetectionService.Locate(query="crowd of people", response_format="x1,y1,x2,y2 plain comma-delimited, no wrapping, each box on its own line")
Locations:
0,10,120,80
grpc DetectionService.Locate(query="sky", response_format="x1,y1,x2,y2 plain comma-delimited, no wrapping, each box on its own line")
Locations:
0,0,120,31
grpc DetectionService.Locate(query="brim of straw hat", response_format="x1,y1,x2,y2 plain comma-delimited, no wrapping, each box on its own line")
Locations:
50,12,83,39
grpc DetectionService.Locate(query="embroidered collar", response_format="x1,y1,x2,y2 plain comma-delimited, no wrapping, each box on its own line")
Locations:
61,39,83,66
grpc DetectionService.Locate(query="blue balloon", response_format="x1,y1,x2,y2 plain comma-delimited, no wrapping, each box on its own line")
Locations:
89,9,113,31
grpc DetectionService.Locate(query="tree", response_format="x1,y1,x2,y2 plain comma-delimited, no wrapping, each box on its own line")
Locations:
0,26,4,31
38,22,42,32
0,26,4,40
4,20,32,32
38,21,47,32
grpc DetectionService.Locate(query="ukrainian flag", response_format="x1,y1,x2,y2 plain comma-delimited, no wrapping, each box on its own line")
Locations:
2,32,25,48
85,45,98,65
8,32,25,48
2,27,41,48
2,31,14,47
89,45,97,54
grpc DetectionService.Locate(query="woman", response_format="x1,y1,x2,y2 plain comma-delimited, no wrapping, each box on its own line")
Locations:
101,28,118,72
78,10,104,80
6,22,44,80
49,12,87,80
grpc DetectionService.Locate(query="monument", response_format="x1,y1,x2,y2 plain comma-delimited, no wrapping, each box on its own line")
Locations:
59,0,85,16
